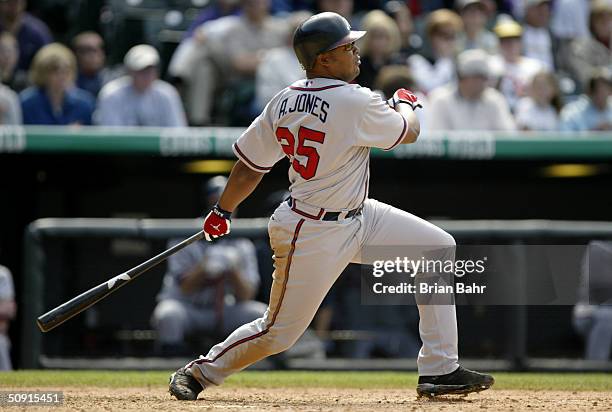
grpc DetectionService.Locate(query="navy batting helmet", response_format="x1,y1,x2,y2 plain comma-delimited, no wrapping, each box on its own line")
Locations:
293,12,366,70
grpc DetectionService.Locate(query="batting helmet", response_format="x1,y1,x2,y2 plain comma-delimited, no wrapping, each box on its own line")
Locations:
293,12,366,70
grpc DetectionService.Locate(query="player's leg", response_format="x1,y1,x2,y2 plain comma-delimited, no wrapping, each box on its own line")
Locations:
151,299,191,354
585,306,612,360
0,332,12,370
356,199,459,375
171,205,361,399
152,299,217,355
220,300,268,336
356,199,493,395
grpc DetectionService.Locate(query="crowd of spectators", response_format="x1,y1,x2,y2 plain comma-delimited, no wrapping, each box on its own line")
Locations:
0,0,609,131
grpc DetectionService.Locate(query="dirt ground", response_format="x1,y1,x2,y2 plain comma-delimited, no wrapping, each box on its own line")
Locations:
7,387,612,411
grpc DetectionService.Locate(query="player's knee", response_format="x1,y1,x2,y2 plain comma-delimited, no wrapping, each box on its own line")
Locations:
440,231,456,248
261,327,302,355
152,300,188,329
0,333,9,349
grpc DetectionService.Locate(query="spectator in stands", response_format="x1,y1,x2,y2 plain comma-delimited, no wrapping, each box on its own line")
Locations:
0,31,16,82
408,9,462,94
254,11,309,111
521,0,555,70
316,0,354,22
489,18,544,111
184,0,291,36
383,1,422,59
151,176,266,356
515,70,561,131
20,43,94,125
427,49,515,130
573,241,612,360
455,0,499,55
72,31,113,97
0,32,25,91
560,68,612,132
0,79,20,124
0,264,16,370
0,0,51,73
551,0,590,68
183,0,241,40
0,31,19,124
168,0,287,125
551,0,590,41
354,10,402,89
95,45,186,127
562,0,611,93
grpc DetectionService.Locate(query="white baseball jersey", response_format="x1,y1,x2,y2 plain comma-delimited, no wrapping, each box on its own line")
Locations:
233,77,409,210
187,76,460,389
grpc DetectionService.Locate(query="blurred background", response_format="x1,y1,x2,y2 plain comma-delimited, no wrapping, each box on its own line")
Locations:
0,0,611,372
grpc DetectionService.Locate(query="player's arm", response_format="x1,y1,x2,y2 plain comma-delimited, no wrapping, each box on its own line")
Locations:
227,269,256,301
201,160,266,241
179,265,210,294
203,100,282,241
395,103,420,144
218,160,265,212
388,89,422,144
0,300,16,321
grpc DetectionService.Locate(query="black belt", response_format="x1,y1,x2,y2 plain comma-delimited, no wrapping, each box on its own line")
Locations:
321,207,362,221
287,197,362,221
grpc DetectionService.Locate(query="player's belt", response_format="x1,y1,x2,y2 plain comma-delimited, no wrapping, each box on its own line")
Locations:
287,197,362,221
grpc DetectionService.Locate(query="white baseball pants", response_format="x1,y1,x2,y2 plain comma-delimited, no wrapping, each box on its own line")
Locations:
189,199,459,385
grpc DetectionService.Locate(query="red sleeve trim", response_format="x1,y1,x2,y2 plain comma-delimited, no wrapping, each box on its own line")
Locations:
233,143,273,172
383,116,407,151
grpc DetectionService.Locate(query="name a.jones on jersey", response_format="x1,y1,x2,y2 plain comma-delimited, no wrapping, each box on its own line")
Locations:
278,94,330,123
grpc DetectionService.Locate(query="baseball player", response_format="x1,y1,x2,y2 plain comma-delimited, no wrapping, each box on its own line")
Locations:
170,12,494,399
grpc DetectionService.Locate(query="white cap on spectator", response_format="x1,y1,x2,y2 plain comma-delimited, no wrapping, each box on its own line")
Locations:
456,0,485,10
457,49,490,77
124,44,159,71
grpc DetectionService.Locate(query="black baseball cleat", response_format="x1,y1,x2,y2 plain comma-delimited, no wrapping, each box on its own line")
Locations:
416,366,494,397
169,367,204,400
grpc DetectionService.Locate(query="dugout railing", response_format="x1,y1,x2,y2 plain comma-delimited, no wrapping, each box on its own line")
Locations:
21,217,612,370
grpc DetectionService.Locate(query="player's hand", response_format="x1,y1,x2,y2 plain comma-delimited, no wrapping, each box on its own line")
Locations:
202,204,232,241
387,88,423,111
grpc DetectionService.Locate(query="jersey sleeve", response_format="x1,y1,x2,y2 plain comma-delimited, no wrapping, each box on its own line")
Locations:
232,103,284,173
353,90,408,151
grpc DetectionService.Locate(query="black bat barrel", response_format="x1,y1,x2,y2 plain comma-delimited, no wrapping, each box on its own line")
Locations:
36,230,204,332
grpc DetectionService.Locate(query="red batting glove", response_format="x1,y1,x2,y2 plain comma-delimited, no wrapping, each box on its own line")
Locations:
203,205,232,241
387,88,423,111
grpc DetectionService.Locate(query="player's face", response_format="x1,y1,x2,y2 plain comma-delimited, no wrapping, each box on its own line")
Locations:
322,41,361,82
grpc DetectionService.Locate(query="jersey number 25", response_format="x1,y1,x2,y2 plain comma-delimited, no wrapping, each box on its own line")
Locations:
275,126,326,180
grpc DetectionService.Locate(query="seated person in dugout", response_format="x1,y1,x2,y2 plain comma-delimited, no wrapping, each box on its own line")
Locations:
573,241,612,360
151,176,266,355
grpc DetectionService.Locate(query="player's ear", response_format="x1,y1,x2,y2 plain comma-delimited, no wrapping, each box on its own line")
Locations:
317,52,332,68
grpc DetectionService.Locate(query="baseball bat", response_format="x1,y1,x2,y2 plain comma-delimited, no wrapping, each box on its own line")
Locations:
37,230,205,332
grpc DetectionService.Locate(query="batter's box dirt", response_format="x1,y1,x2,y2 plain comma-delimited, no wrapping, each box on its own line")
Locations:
6,387,612,411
